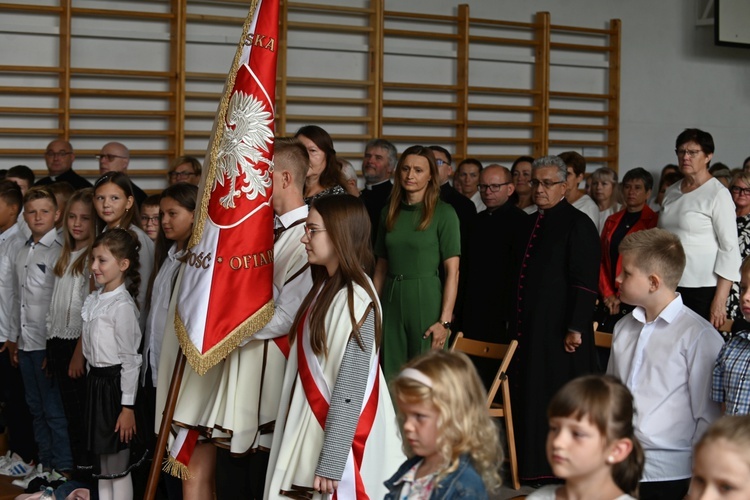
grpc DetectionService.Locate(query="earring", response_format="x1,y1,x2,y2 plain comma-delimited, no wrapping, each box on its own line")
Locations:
607,455,615,464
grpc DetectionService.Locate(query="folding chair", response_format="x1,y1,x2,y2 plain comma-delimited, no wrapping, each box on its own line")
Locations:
451,332,520,489
594,330,613,349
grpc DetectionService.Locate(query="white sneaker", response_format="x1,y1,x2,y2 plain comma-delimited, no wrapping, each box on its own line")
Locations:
0,451,12,468
0,452,34,477
11,463,45,489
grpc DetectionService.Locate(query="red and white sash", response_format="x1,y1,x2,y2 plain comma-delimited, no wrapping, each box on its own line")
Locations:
296,310,380,499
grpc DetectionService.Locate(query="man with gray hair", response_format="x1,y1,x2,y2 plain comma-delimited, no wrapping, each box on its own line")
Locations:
97,141,147,205
360,138,397,243
509,154,600,482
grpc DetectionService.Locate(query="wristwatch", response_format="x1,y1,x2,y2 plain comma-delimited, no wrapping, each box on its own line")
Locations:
441,321,451,330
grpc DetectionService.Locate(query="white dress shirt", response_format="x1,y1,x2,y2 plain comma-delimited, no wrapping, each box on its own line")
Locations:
11,228,62,351
82,283,142,405
241,204,312,345
607,294,723,481
142,243,184,386
571,194,600,232
0,223,26,343
658,178,741,286
469,190,486,213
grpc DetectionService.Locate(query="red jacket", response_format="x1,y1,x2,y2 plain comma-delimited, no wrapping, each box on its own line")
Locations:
599,205,658,298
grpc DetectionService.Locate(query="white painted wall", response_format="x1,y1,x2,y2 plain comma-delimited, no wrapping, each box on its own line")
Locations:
389,0,750,174
1,0,749,190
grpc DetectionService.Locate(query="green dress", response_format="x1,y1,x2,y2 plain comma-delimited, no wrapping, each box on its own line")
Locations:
375,200,461,380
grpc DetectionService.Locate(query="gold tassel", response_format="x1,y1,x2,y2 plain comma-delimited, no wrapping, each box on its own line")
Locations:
162,455,193,479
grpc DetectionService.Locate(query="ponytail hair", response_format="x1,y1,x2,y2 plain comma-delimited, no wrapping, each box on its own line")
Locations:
92,228,142,305
548,375,644,497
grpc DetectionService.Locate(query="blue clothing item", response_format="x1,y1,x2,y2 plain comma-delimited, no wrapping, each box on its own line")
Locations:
384,454,488,500
18,350,73,471
713,330,750,415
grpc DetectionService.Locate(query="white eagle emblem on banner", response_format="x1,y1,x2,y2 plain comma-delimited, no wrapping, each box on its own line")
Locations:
213,90,274,209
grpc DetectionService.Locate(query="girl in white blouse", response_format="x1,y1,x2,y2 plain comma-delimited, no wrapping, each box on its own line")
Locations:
47,188,95,472
82,228,142,500
93,172,155,319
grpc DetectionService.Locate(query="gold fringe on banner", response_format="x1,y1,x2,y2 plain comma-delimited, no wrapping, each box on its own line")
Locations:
175,299,275,376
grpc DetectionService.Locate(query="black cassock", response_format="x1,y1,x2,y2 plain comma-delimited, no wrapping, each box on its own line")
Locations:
459,202,527,343
509,199,600,481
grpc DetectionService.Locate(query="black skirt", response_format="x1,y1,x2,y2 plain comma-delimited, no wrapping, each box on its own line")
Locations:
86,365,129,455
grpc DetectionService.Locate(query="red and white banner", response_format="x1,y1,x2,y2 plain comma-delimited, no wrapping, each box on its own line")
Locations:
175,0,278,376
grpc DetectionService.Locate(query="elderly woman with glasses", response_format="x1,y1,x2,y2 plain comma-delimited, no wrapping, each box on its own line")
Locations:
658,128,741,328
373,145,460,382
725,172,750,326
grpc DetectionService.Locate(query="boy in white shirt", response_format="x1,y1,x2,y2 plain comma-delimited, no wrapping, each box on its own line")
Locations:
0,180,37,476
607,228,723,500
7,186,73,479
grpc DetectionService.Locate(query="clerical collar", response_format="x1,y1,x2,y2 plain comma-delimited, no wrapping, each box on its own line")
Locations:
365,178,391,190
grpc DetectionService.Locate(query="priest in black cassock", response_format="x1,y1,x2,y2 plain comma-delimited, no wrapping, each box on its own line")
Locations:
360,138,397,245
509,155,600,482
457,164,527,388
459,165,526,341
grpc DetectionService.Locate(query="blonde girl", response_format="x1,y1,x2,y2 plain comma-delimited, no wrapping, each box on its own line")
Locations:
47,187,95,472
529,375,644,500
687,415,750,499
93,172,154,317
82,228,143,500
386,350,502,499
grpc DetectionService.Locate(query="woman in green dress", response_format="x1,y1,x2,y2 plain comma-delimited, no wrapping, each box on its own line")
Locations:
373,145,461,381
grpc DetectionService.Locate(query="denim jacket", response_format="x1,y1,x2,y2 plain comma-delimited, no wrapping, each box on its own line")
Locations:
383,454,488,499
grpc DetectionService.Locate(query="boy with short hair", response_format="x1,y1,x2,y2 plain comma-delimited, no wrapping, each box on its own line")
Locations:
607,228,723,500
7,186,72,485
0,180,37,477
713,256,750,415
6,165,34,196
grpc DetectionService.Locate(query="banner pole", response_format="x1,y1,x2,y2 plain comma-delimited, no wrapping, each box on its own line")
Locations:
144,351,187,500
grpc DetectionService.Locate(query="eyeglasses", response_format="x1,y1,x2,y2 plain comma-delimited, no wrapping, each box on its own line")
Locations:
436,159,449,167
45,151,71,159
169,171,197,180
303,224,327,237
675,149,702,158
96,154,128,162
730,186,750,197
478,182,512,192
141,215,160,225
530,179,565,189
